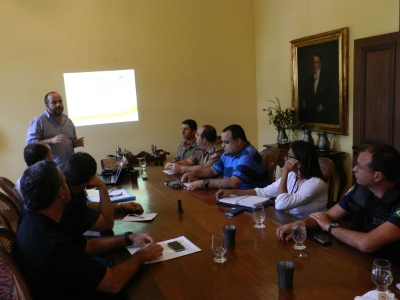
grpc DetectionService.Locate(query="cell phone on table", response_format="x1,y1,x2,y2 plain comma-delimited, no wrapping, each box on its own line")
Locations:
225,206,245,217
167,241,185,252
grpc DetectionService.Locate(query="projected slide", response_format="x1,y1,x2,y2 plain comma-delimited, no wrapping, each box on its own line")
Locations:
63,69,138,126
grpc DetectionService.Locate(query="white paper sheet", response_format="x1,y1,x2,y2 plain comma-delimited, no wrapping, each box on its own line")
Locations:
122,213,158,222
126,236,201,264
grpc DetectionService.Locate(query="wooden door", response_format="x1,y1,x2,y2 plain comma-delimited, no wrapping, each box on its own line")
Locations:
353,31,400,172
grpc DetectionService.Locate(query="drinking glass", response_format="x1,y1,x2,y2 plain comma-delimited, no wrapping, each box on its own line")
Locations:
211,233,227,263
292,221,307,250
371,259,393,294
138,157,146,171
252,205,266,228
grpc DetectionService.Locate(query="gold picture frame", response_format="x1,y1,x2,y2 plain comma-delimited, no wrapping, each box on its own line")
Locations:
290,27,349,135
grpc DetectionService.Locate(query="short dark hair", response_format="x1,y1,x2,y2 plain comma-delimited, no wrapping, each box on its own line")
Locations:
63,152,97,186
313,53,322,62
291,141,323,180
44,91,58,105
182,119,197,131
222,124,248,142
363,144,400,182
23,143,51,167
200,125,217,142
21,160,63,212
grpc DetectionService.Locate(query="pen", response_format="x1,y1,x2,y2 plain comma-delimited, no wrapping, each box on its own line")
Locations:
110,192,122,198
129,214,145,219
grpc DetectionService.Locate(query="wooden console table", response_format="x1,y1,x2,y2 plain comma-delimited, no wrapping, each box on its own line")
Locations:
264,143,347,204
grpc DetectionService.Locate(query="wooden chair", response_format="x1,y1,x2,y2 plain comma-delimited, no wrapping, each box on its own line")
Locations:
0,243,33,300
0,211,12,231
0,192,20,233
0,226,16,253
128,149,170,167
260,146,280,182
318,157,336,208
0,177,22,211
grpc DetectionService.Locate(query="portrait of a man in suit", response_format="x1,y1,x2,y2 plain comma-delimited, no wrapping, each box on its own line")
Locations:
299,53,339,125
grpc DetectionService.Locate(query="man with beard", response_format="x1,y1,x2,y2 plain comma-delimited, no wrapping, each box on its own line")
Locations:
26,91,84,170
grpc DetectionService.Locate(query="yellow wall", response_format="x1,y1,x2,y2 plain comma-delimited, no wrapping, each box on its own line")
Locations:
0,0,257,181
255,0,399,193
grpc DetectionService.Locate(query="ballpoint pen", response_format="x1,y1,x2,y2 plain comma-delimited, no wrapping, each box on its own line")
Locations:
129,214,145,219
109,192,122,198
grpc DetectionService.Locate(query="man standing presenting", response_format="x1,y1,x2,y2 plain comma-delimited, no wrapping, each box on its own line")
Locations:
26,91,84,170
181,124,269,190
174,119,197,161
164,125,223,173
277,144,400,266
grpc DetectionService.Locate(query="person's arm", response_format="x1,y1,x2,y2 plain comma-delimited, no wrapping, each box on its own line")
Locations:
309,210,400,253
277,158,297,195
84,177,114,231
187,176,242,191
85,233,163,294
215,188,256,200
181,167,217,183
276,203,347,241
73,136,84,148
88,201,144,214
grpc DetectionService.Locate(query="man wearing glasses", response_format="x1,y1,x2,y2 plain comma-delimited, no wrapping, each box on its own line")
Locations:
164,125,223,173
181,124,269,190
277,144,400,266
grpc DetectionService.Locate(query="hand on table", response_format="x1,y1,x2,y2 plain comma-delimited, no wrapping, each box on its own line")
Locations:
309,212,331,231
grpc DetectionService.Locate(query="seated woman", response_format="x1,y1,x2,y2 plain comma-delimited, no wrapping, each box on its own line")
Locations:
216,140,328,218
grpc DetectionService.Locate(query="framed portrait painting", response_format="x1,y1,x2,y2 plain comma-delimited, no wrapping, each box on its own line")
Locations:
290,27,349,135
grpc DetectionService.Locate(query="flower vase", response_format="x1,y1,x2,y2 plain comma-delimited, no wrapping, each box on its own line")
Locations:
277,129,288,144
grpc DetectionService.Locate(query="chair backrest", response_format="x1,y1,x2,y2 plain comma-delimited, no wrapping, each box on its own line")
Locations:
128,149,171,167
0,226,16,253
260,146,280,182
0,177,22,211
0,243,33,300
0,192,20,233
318,157,336,208
0,211,12,232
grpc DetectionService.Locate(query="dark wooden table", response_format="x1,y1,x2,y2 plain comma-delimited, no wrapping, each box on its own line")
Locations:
108,167,400,300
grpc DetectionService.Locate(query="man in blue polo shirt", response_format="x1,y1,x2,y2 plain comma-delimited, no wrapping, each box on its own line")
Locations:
276,144,400,266
182,124,269,190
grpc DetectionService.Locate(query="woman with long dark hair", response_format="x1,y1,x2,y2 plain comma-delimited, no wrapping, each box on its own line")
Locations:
216,140,328,218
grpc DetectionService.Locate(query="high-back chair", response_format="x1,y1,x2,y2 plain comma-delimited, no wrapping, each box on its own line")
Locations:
0,177,22,211
318,157,336,208
0,211,12,231
260,146,280,182
0,243,33,300
0,226,16,253
0,192,20,233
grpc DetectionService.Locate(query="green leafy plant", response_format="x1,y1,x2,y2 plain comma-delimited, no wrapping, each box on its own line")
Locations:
262,97,295,130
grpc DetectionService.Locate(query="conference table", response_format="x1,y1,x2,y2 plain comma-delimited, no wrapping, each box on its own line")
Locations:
108,167,400,300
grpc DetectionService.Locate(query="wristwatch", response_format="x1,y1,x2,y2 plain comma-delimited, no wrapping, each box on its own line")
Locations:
203,179,210,189
124,231,133,246
328,223,339,234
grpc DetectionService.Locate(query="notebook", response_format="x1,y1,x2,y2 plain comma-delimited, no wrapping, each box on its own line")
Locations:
99,156,126,185
217,195,271,209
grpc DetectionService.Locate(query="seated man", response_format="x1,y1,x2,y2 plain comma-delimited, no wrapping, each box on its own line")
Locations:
277,144,400,266
164,125,223,173
182,124,270,190
62,152,143,233
11,160,163,299
174,119,197,161
14,142,53,203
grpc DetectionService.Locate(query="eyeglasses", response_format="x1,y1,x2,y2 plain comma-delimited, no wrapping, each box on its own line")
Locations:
355,163,374,172
286,154,296,160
